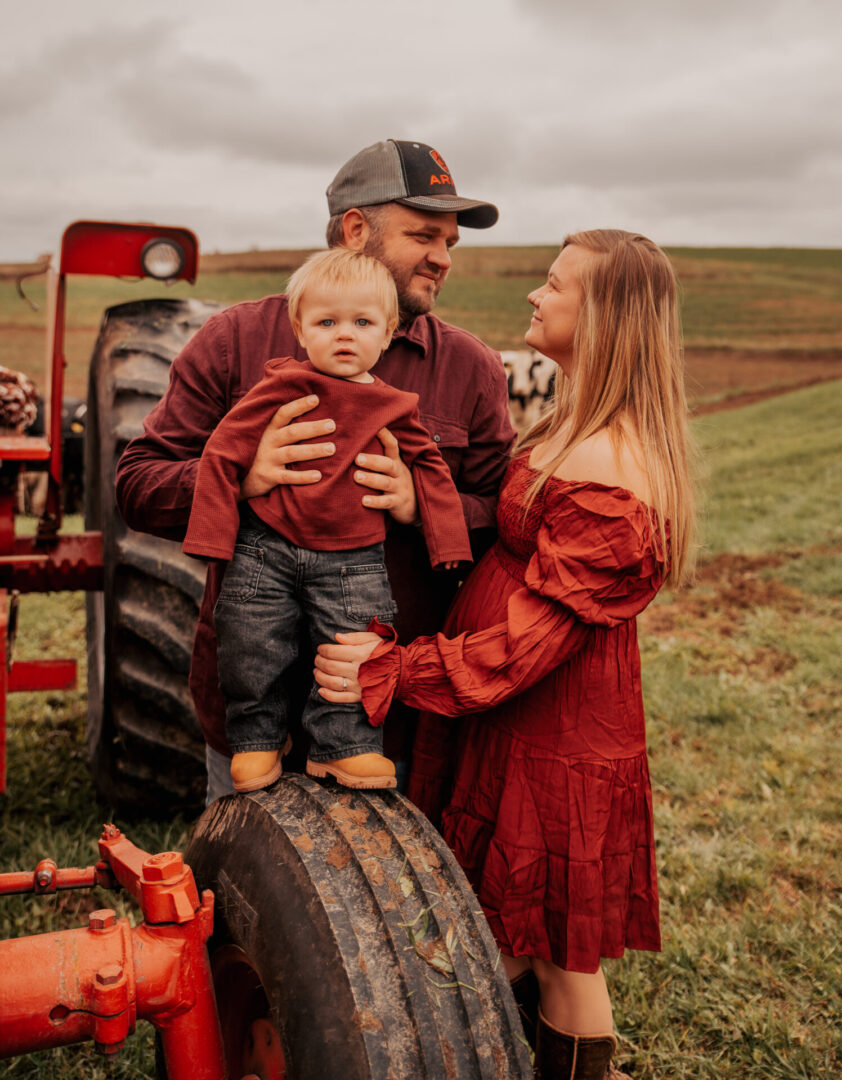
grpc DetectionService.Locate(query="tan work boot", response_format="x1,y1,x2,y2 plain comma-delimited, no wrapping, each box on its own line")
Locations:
306,753,397,789
230,736,293,793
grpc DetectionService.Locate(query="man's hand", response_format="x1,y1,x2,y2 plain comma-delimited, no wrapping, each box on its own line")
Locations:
353,427,419,525
240,395,336,499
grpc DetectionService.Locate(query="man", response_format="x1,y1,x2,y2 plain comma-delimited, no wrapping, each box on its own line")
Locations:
116,139,516,801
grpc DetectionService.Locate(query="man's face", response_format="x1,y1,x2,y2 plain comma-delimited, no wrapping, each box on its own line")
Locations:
362,205,459,321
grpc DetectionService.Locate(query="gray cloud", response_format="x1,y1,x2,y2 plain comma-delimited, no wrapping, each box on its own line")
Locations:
517,0,839,37
0,22,174,117
514,54,841,190
1,1,840,258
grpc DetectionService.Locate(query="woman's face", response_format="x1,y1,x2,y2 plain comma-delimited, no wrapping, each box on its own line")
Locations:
525,244,591,376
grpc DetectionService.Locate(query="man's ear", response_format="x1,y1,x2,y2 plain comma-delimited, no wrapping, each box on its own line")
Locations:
341,209,370,251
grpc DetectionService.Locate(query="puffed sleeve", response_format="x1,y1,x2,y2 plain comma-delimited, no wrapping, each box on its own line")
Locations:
360,484,664,726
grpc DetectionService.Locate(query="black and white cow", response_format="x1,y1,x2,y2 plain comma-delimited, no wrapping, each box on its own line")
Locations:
502,349,556,433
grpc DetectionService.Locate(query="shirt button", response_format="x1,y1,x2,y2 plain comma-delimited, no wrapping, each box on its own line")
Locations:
433,434,441,442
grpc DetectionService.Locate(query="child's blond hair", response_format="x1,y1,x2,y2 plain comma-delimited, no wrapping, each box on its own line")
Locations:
287,248,399,340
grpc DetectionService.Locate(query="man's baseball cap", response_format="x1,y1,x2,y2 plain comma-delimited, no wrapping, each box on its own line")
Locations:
326,139,498,229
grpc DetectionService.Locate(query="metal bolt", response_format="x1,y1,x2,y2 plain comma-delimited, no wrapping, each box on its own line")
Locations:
141,851,184,882
95,964,122,987
89,908,117,931
34,859,57,889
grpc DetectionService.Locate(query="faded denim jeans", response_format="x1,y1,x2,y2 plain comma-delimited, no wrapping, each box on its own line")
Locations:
214,509,396,764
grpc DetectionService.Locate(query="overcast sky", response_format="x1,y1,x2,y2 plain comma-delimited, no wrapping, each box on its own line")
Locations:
3,0,840,260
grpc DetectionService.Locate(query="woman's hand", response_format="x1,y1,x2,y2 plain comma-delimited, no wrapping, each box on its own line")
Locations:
314,631,382,702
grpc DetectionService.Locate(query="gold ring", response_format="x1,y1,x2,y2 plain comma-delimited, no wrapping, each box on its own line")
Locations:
342,678,348,691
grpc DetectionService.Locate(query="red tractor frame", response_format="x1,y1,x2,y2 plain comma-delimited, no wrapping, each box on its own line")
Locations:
0,220,198,794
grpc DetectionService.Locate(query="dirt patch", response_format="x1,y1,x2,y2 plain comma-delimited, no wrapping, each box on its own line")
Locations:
685,348,842,413
700,552,805,614
640,553,811,680
639,551,809,645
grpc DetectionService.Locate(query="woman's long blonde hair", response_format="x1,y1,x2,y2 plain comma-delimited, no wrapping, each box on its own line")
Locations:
519,229,696,586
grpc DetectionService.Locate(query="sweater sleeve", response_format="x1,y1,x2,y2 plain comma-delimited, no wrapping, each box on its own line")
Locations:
360,485,664,725
391,407,474,568
182,369,287,559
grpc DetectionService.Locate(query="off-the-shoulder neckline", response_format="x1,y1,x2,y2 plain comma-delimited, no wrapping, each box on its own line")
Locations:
518,452,658,517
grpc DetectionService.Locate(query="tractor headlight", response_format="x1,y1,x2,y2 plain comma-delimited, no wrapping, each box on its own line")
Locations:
141,238,186,281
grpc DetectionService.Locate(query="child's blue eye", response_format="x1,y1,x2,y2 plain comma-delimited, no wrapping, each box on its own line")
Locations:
356,318,370,327
319,319,334,327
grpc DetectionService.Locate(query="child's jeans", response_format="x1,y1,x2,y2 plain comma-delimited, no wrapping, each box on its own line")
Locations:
214,509,396,763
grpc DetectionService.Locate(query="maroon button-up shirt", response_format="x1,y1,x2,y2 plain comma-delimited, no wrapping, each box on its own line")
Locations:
116,293,516,759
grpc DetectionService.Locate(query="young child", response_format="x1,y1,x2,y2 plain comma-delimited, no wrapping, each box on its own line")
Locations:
183,249,472,793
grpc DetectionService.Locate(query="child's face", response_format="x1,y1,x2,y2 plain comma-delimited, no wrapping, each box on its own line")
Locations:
296,282,394,382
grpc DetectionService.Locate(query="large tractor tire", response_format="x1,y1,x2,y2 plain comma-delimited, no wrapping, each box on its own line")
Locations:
186,777,533,1080
85,297,223,814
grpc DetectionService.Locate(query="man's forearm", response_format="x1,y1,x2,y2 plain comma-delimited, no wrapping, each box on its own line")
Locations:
115,446,199,540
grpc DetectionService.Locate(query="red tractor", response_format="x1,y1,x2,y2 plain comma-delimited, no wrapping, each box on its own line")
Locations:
0,220,208,803
0,223,532,1078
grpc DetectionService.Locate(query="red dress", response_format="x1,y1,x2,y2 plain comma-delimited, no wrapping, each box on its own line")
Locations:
359,454,666,972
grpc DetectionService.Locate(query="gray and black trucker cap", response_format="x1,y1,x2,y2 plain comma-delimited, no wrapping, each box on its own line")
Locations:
326,140,498,229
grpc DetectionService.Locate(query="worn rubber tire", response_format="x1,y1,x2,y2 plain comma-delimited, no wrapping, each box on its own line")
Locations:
85,297,223,815
186,776,533,1080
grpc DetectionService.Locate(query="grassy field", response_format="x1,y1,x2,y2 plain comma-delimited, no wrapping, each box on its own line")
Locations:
0,375,839,1077
2,245,840,404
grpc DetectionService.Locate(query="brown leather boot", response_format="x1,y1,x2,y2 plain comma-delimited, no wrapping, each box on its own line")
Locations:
510,969,540,1049
534,1009,617,1079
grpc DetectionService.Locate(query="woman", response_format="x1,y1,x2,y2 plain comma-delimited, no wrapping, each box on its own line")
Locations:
315,230,696,1079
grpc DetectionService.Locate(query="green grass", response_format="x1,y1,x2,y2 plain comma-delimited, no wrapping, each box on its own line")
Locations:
606,380,842,1076
692,381,842,555
666,247,842,353
0,284,840,1076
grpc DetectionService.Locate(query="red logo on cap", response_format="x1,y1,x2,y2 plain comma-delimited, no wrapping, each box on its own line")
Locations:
430,150,450,174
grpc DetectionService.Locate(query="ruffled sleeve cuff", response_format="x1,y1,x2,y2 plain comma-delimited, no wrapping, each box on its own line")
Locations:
359,619,403,728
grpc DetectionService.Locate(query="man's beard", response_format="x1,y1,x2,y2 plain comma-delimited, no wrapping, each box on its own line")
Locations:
363,235,442,324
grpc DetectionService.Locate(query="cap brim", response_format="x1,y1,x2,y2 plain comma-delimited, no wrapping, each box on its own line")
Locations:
395,195,499,229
